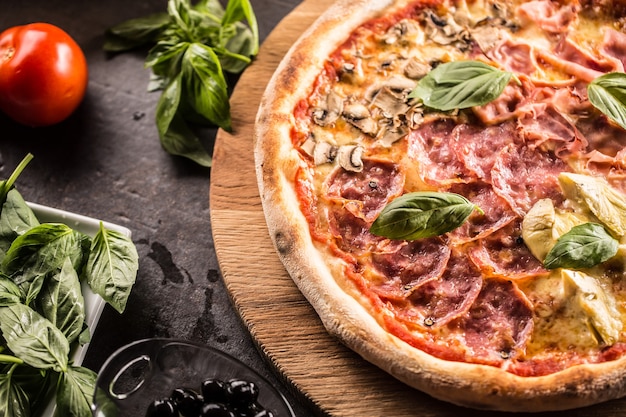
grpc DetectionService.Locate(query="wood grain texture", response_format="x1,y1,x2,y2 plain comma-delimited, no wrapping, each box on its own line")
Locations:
209,1,626,415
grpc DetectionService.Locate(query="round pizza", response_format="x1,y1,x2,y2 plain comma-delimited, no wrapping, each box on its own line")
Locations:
254,0,626,411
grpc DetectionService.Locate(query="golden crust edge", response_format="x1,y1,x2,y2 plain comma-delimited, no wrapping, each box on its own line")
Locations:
253,0,626,411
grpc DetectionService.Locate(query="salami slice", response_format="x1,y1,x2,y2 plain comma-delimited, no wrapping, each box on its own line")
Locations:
325,159,404,222
407,118,474,186
468,219,548,280
387,248,483,329
451,121,521,182
447,181,517,244
459,277,534,365
491,144,567,215
370,237,451,300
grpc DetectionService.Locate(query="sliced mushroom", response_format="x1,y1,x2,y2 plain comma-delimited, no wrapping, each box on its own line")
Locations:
371,86,411,117
377,123,409,147
337,145,364,172
470,24,505,53
313,141,338,165
404,59,432,80
380,19,422,45
343,102,379,136
406,103,425,129
424,10,470,46
312,90,344,127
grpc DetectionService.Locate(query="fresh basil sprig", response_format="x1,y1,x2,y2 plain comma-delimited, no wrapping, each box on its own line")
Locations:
588,72,626,131
544,222,618,270
370,191,481,240
104,0,259,167
0,155,139,417
409,60,517,111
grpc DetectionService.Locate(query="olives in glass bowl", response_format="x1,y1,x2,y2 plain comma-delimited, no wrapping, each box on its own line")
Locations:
91,338,295,417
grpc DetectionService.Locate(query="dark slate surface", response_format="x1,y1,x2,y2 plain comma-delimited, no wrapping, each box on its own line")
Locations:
0,1,318,416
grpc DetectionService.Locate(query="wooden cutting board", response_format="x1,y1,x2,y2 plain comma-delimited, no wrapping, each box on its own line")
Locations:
209,1,626,416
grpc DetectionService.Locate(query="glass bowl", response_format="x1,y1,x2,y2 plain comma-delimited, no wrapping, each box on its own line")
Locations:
91,338,296,417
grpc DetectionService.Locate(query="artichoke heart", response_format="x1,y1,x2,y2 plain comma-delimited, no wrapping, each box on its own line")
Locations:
522,199,556,261
522,199,588,261
562,269,622,346
558,172,626,237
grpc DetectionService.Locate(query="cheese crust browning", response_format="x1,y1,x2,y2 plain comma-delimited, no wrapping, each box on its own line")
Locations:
255,0,626,411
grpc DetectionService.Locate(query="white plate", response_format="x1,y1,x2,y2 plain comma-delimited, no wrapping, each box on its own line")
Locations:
25,202,132,417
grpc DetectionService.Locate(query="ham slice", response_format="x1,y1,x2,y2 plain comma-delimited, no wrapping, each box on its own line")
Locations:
516,0,579,34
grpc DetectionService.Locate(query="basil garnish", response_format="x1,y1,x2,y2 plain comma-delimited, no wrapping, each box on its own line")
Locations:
588,72,626,131
104,0,259,167
370,192,480,240
544,222,618,270
409,60,517,111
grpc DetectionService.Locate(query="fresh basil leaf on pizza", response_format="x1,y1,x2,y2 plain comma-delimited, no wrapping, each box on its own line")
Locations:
254,0,626,411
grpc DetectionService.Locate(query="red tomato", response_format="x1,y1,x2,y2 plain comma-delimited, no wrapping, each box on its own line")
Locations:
0,23,88,127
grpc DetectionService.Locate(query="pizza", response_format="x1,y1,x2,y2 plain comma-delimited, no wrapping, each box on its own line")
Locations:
254,0,626,411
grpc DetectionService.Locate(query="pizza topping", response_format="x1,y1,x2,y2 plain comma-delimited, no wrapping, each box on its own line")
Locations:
326,159,404,222
460,278,534,363
408,117,474,186
409,60,518,111
562,269,622,345
543,222,619,269
336,145,365,172
588,72,626,131
447,181,517,243
312,90,343,127
516,0,579,35
491,144,568,215
370,237,451,298
370,191,481,240
469,220,548,279
559,172,626,236
423,9,470,46
393,247,483,328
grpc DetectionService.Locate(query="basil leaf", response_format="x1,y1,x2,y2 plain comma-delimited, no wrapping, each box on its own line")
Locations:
195,0,226,18
145,39,190,79
220,0,258,56
84,223,138,314
55,366,96,417
0,274,22,306
0,304,69,372
103,12,171,52
0,370,30,417
409,60,515,111
370,192,480,240
544,222,618,269
156,73,214,167
102,0,259,166
182,43,231,130
1,224,85,286
588,72,626,131
36,257,85,345
0,189,40,260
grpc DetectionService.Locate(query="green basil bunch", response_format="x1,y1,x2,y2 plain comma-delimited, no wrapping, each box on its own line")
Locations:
104,0,259,167
0,154,139,417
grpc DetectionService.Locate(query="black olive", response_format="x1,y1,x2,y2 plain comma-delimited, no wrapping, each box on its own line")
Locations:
201,379,229,403
172,387,204,416
145,398,178,417
227,379,260,405
233,401,262,417
201,402,236,417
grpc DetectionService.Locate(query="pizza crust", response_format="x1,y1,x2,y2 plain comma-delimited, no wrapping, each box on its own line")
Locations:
254,0,626,411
